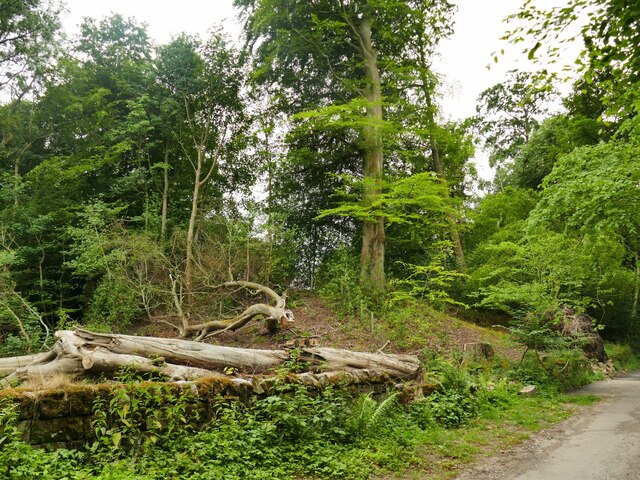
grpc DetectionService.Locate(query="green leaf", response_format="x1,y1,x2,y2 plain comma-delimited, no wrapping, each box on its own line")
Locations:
111,432,122,447
528,41,542,60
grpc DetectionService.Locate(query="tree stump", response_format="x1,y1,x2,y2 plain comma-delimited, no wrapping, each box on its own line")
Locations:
462,342,495,361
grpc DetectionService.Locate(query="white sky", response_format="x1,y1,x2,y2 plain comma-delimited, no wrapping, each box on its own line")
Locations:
61,0,241,46
61,0,578,180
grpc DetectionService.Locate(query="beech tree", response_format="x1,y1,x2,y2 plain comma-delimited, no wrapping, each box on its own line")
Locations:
235,0,456,291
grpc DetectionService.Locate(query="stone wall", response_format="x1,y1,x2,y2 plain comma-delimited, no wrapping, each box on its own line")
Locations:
1,371,398,450
8,384,111,450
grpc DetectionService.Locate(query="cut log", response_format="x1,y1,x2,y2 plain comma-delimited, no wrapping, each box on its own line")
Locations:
81,350,218,381
0,330,420,387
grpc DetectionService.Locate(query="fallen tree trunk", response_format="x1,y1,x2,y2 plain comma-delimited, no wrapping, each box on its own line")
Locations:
0,330,420,387
0,351,56,375
172,281,295,339
71,330,290,370
71,331,419,376
81,350,216,381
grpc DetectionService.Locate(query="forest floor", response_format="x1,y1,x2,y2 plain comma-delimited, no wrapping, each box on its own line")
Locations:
133,291,524,361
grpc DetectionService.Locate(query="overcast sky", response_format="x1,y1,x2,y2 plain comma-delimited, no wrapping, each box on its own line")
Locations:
61,1,548,117
61,0,577,179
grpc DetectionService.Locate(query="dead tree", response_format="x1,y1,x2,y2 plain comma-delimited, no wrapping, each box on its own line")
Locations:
170,280,294,339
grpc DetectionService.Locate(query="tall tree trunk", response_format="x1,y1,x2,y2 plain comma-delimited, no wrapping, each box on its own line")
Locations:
13,157,20,208
359,15,385,292
266,138,274,285
161,142,170,240
417,45,466,269
431,144,466,268
185,148,203,298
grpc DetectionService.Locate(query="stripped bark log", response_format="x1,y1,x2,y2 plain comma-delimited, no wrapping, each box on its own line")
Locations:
297,347,420,377
0,351,56,375
72,330,290,370
81,351,217,381
0,330,420,387
71,331,419,377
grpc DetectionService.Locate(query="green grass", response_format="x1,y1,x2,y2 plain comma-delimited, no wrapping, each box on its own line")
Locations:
557,393,601,406
605,342,640,372
376,395,573,480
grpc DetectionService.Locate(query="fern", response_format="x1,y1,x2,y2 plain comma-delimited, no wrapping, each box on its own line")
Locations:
347,392,399,437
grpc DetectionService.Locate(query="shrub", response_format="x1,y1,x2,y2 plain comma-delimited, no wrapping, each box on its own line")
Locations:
85,274,142,330
91,378,199,458
426,390,478,428
317,245,373,316
509,347,595,392
605,342,640,371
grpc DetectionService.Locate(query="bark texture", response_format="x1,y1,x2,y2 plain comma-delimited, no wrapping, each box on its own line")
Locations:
358,14,386,291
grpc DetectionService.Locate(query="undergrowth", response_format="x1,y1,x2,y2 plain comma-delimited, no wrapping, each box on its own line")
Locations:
0,351,603,480
605,342,640,372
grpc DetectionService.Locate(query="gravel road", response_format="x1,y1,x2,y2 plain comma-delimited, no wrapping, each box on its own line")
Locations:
456,372,640,480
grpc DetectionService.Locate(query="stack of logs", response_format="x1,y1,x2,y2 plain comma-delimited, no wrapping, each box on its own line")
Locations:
0,330,421,388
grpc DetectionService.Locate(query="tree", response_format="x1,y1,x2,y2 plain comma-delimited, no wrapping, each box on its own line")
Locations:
474,70,556,190
0,0,60,97
510,114,603,190
235,0,456,291
156,32,250,298
393,117,474,268
28,14,157,210
529,128,640,330
464,120,640,340
0,0,60,236
506,0,640,118
464,187,539,251
0,15,163,326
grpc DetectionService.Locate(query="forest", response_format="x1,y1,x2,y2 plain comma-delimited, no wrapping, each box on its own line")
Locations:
0,0,639,478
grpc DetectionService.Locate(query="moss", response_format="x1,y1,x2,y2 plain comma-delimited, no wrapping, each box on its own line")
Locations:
2,371,399,449
29,416,85,445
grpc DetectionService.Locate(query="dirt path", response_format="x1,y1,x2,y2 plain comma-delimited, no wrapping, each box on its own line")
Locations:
456,372,640,480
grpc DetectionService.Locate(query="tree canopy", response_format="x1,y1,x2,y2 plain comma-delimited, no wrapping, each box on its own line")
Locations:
0,0,639,355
